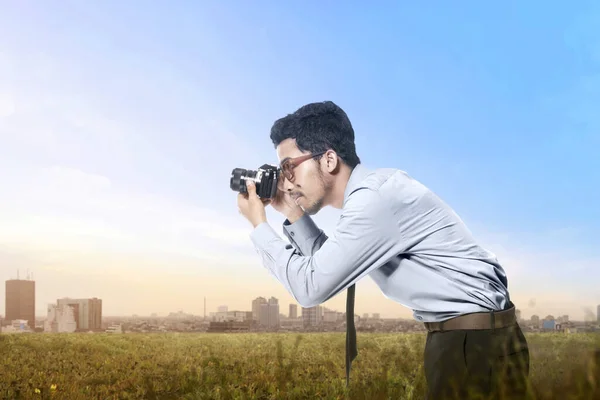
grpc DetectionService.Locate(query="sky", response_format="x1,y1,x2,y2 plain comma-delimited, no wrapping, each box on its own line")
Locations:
0,1,598,321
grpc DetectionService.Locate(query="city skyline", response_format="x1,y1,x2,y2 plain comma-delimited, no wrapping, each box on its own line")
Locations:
2,275,599,322
1,3,599,322
3,274,599,337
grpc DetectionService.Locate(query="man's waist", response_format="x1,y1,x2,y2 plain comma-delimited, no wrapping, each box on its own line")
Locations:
423,302,516,332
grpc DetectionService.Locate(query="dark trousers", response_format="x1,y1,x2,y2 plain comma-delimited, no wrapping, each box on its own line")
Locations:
424,323,530,400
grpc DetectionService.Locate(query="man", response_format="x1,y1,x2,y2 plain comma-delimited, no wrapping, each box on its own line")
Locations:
237,101,530,399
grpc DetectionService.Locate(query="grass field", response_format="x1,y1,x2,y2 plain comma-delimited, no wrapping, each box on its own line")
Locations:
1,331,599,399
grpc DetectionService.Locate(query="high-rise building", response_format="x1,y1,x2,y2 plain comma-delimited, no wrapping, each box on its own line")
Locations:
252,297,267,322
56,297,102,331
5,278,35,329
289,304,297,319
597,304,600,323
303,305,323,327
45,303,77,333
268,297,280,328
260,303,270,326
323,307,339,323
255,297,280,328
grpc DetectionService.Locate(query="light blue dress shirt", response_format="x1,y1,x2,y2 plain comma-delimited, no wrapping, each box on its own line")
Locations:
249,163,511,323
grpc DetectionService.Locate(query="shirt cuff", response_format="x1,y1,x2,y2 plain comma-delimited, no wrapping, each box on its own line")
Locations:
283,213,320,240
249,221,281,251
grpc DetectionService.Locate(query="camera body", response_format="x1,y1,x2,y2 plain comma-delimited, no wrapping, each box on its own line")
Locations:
230,164,280,199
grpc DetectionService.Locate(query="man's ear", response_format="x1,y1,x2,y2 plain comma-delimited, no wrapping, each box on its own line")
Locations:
323,150,339,173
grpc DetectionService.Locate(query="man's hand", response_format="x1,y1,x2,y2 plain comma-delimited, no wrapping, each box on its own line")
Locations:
237,181,270,228
270,188,304,224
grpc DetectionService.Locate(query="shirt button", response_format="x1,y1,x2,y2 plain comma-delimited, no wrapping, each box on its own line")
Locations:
417,316,423,321
290,232,295,236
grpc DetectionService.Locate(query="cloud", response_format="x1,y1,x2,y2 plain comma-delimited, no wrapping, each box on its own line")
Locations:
0,165,257,262
0,45,290,317
0,41,277,252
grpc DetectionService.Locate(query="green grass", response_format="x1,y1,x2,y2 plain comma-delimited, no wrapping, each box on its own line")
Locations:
0,332,599,399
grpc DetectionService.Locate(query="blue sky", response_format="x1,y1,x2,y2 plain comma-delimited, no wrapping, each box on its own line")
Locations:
0,2,598,319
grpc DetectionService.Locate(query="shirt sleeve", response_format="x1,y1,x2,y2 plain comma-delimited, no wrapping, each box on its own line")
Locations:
282,214,328,256
249,187,408,308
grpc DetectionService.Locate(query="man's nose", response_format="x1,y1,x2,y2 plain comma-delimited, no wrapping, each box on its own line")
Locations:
282,177,295,192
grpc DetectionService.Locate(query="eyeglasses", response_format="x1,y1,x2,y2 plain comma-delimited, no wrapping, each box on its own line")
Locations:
277,150,327,189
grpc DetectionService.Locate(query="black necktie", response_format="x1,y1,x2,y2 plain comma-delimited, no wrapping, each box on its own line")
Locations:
346,284,357,387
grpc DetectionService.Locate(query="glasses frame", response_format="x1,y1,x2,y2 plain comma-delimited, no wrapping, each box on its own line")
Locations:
278,150,327,184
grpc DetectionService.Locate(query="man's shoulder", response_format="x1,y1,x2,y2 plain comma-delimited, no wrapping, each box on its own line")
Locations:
353,166,424,193
345,166,432,208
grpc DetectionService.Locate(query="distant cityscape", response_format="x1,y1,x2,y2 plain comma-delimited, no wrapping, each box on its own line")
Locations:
2,275,600,335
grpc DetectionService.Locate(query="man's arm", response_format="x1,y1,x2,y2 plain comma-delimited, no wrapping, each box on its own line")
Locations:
250,187,408,308
282,214,328,256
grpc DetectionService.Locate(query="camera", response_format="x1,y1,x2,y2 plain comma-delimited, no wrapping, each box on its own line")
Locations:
230,164,280,199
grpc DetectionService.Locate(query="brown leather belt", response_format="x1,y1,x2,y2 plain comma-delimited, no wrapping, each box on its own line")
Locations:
424,304,517,332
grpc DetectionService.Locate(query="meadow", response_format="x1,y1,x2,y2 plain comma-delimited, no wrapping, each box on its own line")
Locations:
1,331,599,400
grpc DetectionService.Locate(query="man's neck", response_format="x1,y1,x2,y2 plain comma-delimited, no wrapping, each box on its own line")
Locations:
327,165,354,209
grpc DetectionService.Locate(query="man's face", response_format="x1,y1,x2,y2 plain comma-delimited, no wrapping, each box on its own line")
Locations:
276,138,330,215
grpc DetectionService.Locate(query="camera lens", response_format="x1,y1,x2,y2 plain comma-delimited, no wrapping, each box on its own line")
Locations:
230,168,247,192
230,168,258,192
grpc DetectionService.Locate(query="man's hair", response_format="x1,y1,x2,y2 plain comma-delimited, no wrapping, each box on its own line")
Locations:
270,101,361,168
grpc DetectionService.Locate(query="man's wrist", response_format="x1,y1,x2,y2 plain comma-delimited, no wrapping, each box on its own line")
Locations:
286,210,304,224
252,217,267,228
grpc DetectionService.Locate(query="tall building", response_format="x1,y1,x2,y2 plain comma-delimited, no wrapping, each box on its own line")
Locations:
5,278,35,329
45,304,77,333
268,297,280,328
260,303,270,326
303,305,323,327
323,307,340,323
256,297,280,328
597,304,600,323
56,297,102,331
289,304,297,319
252,297,267,322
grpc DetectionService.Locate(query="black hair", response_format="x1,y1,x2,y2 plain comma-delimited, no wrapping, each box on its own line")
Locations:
269,101,361,168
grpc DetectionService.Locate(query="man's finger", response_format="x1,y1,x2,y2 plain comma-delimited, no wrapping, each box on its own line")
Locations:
246,180,256,195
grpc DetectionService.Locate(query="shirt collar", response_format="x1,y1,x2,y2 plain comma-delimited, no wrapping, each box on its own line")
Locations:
343,163,371,203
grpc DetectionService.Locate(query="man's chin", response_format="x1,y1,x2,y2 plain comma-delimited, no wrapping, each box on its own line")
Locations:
302,203,323,216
